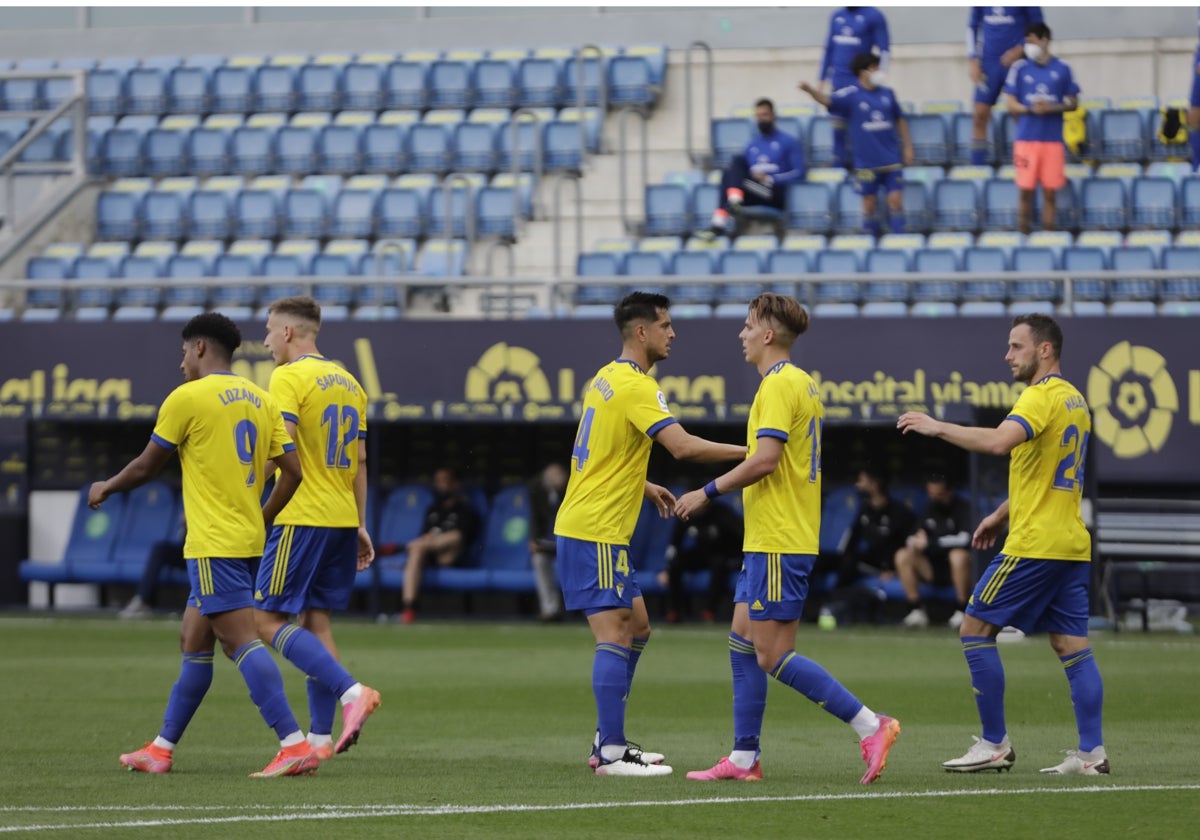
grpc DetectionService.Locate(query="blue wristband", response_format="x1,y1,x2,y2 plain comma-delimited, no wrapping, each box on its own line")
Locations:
703,480,721,499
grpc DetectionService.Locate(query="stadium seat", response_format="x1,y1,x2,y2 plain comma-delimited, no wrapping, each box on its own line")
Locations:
576,252,622,278
932,180,979,231
234,189,280,239
472,59,516,109
210,65,253,113
643,184,690,236
1097,109,1146,162
542,120,584,172
720,250,766,277
452,122,498,172
338,62,383,110
786,181,831,234
1080,178,1128,229
252,64,295,112
807,116,835,168
711,117,753,166
496,115,543,172
475,186,517,239
981,178,1018,230
163,254,210,307
281,188,327,239
608,55,658,108
1130,176,1177,229
96,190,141,240
185,189,232,240
831,182,862,234
416,240,468,276
669,250,717,276
479,485,535,592
141,191,186,241
19,487,127,588
1161,247,1200,302
295,63,342,111
1062,246,1109,304
406,123,452,174
212,255,261,307
951,111,991,165
621,251,667,277
428,184,474,239
85,67,125,116
378,187,425,239
515,57,563,108
382,60,429,111
330,189,377,238
906,114,950,166
429,59,475,110
1109,246,1158,307
111,482,179,577
229,125,277,176
275,125,318,176
186,126,231,175
314,123,364,174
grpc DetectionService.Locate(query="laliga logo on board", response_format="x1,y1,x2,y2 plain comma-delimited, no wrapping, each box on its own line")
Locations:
464,342,552,403
1086,341,1178,459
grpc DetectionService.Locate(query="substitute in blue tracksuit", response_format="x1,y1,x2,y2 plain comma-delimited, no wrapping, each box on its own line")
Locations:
710,98,805,236
819,6,890,169
801,52,913,238
968,6,1044,165
1189,8,1200,171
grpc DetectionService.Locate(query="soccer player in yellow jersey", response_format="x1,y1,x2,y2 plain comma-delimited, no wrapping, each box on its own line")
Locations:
898,314,1108,776
257,296,381,760
89,313,320,778
554,291,746,777
676,294,901,785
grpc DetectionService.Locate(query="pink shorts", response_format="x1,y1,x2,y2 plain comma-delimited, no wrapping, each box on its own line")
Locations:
1013,140,1066,191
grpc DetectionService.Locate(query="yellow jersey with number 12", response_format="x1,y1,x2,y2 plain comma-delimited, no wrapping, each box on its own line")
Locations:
151,372,294,559
269,354,367,528
1002,374,1092,562
743,362,823,555
554,359,677,546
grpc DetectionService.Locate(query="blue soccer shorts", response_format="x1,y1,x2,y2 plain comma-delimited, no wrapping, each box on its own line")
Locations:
1191,48,1200,108
256,525,357,614
187,557,258,616
974,58,1008,106
966,554,1092,636
736,552,815,622
854,167,904,197
556,536,643,615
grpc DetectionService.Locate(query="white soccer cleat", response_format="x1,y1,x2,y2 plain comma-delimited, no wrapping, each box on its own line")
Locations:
902,608,930,628
1040,747,1110,776
947,610,965,629
594,749,673,777
943,736,1016,773
588,733,665,769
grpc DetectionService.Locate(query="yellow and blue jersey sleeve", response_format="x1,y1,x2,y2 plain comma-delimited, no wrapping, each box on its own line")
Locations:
555,361,675,546
1002,376,1092,562
270,356,365,528
151,386,191,451
743,364,822,556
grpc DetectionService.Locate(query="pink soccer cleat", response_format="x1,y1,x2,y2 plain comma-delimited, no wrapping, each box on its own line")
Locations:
119,742,173,774
685,756,763,781
335,686,382,754
249,742,320,778
859,714,901,785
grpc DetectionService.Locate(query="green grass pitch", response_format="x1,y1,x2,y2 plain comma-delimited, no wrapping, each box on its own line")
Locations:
1,615,1197,838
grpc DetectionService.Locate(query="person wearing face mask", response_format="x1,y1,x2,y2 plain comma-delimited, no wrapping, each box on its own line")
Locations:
967,6,1045,166
799,52,914,238
818,6,890,170
708,98,805,237
400,466,481,624
1004,22,1079,235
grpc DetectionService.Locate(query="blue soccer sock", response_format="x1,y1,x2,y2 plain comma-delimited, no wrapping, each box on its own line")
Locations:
271,622,356,698
963,636,1006,744
1061,647,1104,752
864,217,883,238
970,139,989,166
626,636,648,697
306,675,337,738
769,651,862,723
233,639,301,741
594,643,631,751
888,211,906,234
1190,130,1200,172
729,632,767,753
832,123,848,168
159,651,213,744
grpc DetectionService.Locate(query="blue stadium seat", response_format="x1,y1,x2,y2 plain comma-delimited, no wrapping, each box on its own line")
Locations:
906,114,950,167
1062,246,1109,303
210,65,253,113
563,51,607,108
576,252,622,278
233,189,280,239
711,117,752,165
19,487,127,586
608,55,657,108
429,59,475,109
720,250,766,277
862,251,909,310
951,111,991,165
832,182,862,234
378,187,425,238
479,485,534,591
416,240,468,276
1181,177,1200,227
368,484,436,592
1161,247,1200,302
1097,109,1146,162
185,126,231,175
452,122,498,172
383,60,429,110
253,65,295,112
472,60,516,109
496,116,542,172
140,191,185,240
543,120,584,172
982,178,1018,230
669,250,716,276
515,57,563,107
807,116,835,167
85,68,125,116
315,123,364,174
295,63,341,111
212,253,260,308
428,184,473,239
786,181,831,234
331,189,377,238
406,123,452,174
163,254,210,307
70,256,115,308
475,186,517,239
274,125,318,175
643,184,690,236
310,254,357,306
165,65,210,114
228,125,277,176
96,190,141,240
185,189,231,240
621,251,667,277
99,124,146,176
901,182,931,233
1131,176,1177,229
1109,247,1157,305
932,180,979,231
690,183,721,228
281,188,327,239
122,66,165,115
339,62,383,110
109,482,179,578
1080,177,1127,229
763,249,808,278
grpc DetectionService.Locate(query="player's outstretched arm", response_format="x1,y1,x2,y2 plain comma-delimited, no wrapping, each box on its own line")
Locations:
676,438,782,521
355,443,375,569
644,481,676,519
653,423,746,463
973,499,1010,550
897,412,1027,456
262,449,302,527
88,440,173,509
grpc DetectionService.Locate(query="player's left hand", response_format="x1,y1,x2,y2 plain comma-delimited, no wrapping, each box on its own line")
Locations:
903,144,915,166
674,489,709,521
357,527,375,570
87,481,109,509
1031,100,1052,115
896,411,941,437
644,482,676,518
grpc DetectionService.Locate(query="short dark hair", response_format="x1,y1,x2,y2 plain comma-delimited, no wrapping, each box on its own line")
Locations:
754,97,775,113
1026,21,1051,40
1012,313,1063,360
614,291,670,335
182,312,241,359
850,51,880,77
268,295,322,329
858,464,890,492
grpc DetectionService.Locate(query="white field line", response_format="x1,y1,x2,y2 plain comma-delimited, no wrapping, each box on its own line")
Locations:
2,784,1198,832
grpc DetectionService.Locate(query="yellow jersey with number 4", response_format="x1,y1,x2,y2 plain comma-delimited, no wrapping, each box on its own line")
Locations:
151,372,294,559
269,354,367,528
554,359,677,545
743,362,823,555
1002,374,1092,562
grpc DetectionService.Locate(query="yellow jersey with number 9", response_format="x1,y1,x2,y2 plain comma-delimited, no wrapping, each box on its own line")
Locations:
269,354,367,528
554,359,677,545
1001,374,1092,561
151,372,294,559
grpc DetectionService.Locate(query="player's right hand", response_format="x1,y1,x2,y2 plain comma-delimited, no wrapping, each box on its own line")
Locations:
87,481,108,509
968,58,982,84
972,514,1004,550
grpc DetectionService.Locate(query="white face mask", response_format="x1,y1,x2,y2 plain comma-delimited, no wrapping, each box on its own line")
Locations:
868,70,886,86
1024,43,1044,61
